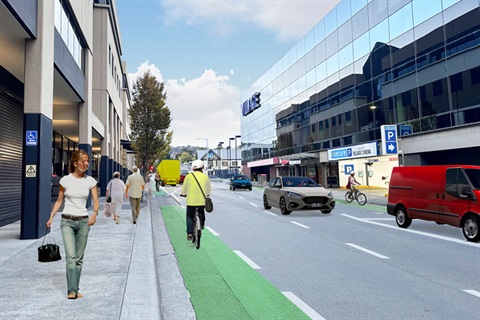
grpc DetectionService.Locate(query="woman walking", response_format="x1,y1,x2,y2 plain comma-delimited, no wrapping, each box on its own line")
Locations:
106,171,126,224
46,149,99,299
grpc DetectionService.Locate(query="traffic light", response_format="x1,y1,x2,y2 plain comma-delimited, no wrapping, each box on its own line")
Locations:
149,165,154,171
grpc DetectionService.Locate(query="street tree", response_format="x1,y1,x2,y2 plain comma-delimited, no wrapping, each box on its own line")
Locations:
179,151,194,164
129,71,172,175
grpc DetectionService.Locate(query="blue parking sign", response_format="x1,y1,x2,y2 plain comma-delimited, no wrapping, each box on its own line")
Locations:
26,130,38,146
345,164,354,175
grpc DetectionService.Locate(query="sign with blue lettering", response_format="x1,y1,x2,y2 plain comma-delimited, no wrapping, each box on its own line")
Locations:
26,130,38,146
241,92,261,116
344,165,354,175
399,125,413,136
328,143,377,161
381,125,398,155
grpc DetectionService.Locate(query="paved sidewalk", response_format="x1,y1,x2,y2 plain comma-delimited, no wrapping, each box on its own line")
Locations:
0,188,193,320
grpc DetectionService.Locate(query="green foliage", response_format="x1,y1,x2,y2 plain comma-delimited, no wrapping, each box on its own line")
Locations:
179,151,194,164
129,71,172,172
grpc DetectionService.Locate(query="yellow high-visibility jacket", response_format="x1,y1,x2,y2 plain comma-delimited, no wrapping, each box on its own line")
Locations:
181,171,211,206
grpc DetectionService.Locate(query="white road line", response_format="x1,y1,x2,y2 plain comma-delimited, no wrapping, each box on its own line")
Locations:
171,194,182,204
239,196,244,199
290,221,310,229
234,250,261,269
346,243,390,259
206,226,219,236
282,292,325,320
264,210,276,216
250,202,258,207
463,290,480,298
341,214,480,248
364,218,395,221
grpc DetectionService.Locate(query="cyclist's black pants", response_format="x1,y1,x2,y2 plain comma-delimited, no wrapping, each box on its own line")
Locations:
186,206,205,235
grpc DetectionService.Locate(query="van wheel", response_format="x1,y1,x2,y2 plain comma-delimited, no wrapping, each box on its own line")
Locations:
395,206,412,228
462,214,480,242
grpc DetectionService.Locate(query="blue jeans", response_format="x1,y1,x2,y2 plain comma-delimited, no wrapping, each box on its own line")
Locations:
186,206,205,234
61,217,90,294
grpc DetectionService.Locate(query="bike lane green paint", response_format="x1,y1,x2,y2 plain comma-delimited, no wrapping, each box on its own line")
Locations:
161,206,310,320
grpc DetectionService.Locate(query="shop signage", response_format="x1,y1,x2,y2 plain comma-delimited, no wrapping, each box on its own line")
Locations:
289,160,301,165
241,92,261,116
327,142,377,161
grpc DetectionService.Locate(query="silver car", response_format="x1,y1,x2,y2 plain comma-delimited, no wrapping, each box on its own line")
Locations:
263,176,335,215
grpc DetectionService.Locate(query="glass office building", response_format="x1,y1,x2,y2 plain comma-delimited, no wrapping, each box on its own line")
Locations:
240,0,480,188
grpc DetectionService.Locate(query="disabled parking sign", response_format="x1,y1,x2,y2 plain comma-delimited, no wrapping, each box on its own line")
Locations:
26,130,38,146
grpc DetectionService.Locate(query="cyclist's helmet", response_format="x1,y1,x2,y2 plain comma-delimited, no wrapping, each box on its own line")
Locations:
192,159,204,170
350,171,355,174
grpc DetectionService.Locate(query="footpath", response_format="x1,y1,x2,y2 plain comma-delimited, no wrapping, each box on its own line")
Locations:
0,182,388,320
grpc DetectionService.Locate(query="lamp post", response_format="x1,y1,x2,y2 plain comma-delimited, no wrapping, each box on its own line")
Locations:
228,137,234,178
370,105,377,140
196,137,208,149
217,141,224,178
234,135,241,174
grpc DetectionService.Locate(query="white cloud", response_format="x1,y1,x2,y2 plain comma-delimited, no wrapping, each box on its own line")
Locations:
161,0,340,41
129,62,241,147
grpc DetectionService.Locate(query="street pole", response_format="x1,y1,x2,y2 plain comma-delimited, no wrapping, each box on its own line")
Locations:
234,135,241,174
217,141,223,178
229,137,234,178
370,106,377,140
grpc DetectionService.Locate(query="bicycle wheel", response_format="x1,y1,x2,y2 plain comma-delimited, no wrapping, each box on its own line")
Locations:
356,193,367,206
194,216,201,249
345,192,354,203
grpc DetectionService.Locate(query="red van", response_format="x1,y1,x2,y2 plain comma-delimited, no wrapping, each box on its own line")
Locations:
387,165,480,242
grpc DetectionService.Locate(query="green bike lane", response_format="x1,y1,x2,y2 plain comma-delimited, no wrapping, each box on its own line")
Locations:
157,197,310,320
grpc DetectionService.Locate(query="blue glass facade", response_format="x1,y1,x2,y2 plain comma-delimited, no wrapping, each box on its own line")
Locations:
241,0,480,185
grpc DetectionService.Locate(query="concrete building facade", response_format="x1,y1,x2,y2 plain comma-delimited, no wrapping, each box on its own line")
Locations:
0,0,132,238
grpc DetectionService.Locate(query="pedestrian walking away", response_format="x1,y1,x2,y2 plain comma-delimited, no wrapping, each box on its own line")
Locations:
125,166,145,224
46,149,99,300
106,171,126,224
180,160,211,241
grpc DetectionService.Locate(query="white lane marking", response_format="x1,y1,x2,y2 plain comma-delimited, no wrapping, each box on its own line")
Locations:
206,226,219,236
239,196,244,199
341,214,480,248
234,250,261,269
346,243,390,259
282,291,326,320
364,218,395,221
250,202,258,208
264,210,276,216
171,194,182,204
463,290,480,298
290,221,310,229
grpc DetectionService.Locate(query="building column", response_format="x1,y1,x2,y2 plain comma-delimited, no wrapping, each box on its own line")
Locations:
21,0,55,239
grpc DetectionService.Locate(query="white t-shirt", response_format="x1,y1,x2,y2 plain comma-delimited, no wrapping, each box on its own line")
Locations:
126,173,145,198
60,174,97,216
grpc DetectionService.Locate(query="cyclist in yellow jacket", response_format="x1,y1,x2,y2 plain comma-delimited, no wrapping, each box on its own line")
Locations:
180,160,211,240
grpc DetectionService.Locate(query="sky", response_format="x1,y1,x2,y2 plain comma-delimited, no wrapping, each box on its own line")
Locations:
116,0,340,148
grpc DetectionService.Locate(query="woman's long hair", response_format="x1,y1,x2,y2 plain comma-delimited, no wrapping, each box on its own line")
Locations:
68,149,89,173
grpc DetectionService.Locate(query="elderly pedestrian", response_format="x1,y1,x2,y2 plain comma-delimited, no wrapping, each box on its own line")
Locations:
106,171,126,224
125,166,145,224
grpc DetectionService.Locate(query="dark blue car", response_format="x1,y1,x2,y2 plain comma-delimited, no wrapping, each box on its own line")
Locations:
230,174,252,191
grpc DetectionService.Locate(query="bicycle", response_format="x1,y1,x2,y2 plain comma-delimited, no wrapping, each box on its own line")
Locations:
345,189,367,206
192,207,202,250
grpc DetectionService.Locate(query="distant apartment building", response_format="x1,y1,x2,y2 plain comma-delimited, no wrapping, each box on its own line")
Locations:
240,0,480,188
0,0,132,238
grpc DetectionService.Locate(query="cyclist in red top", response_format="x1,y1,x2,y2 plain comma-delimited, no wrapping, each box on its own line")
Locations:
347,171,361,198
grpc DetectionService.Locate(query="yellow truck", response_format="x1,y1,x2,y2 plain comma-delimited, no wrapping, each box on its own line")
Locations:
157,160,180,186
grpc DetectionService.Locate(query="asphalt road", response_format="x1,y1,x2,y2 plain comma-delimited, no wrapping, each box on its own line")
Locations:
167,181,480,320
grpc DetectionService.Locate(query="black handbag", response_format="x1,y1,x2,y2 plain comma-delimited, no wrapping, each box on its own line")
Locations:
191,173,213,212
38,228,61,263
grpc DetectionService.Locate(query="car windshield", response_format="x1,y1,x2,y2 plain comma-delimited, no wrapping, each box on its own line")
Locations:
234,175,249,180
465,169,480,189
282,177,319,187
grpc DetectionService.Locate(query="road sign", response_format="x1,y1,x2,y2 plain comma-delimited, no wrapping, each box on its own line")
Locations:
26,130,38,146
381,125,398,155
26,165,36,178
344,164,354,175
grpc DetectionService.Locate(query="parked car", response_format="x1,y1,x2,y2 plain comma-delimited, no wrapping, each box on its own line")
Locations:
263,176,335,215
387,165,480,242
230,174,252,191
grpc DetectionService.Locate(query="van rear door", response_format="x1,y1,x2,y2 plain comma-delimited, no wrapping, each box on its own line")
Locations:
442,168,471,226
410,166,443,221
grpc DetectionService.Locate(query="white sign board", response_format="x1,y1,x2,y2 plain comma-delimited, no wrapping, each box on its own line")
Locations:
327,142,377,161
26,165,36,178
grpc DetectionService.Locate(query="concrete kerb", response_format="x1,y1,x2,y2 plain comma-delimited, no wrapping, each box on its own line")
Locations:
148,190,196,320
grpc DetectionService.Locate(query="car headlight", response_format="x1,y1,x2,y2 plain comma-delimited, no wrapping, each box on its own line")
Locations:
285,191,302,198
328,191,334,198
